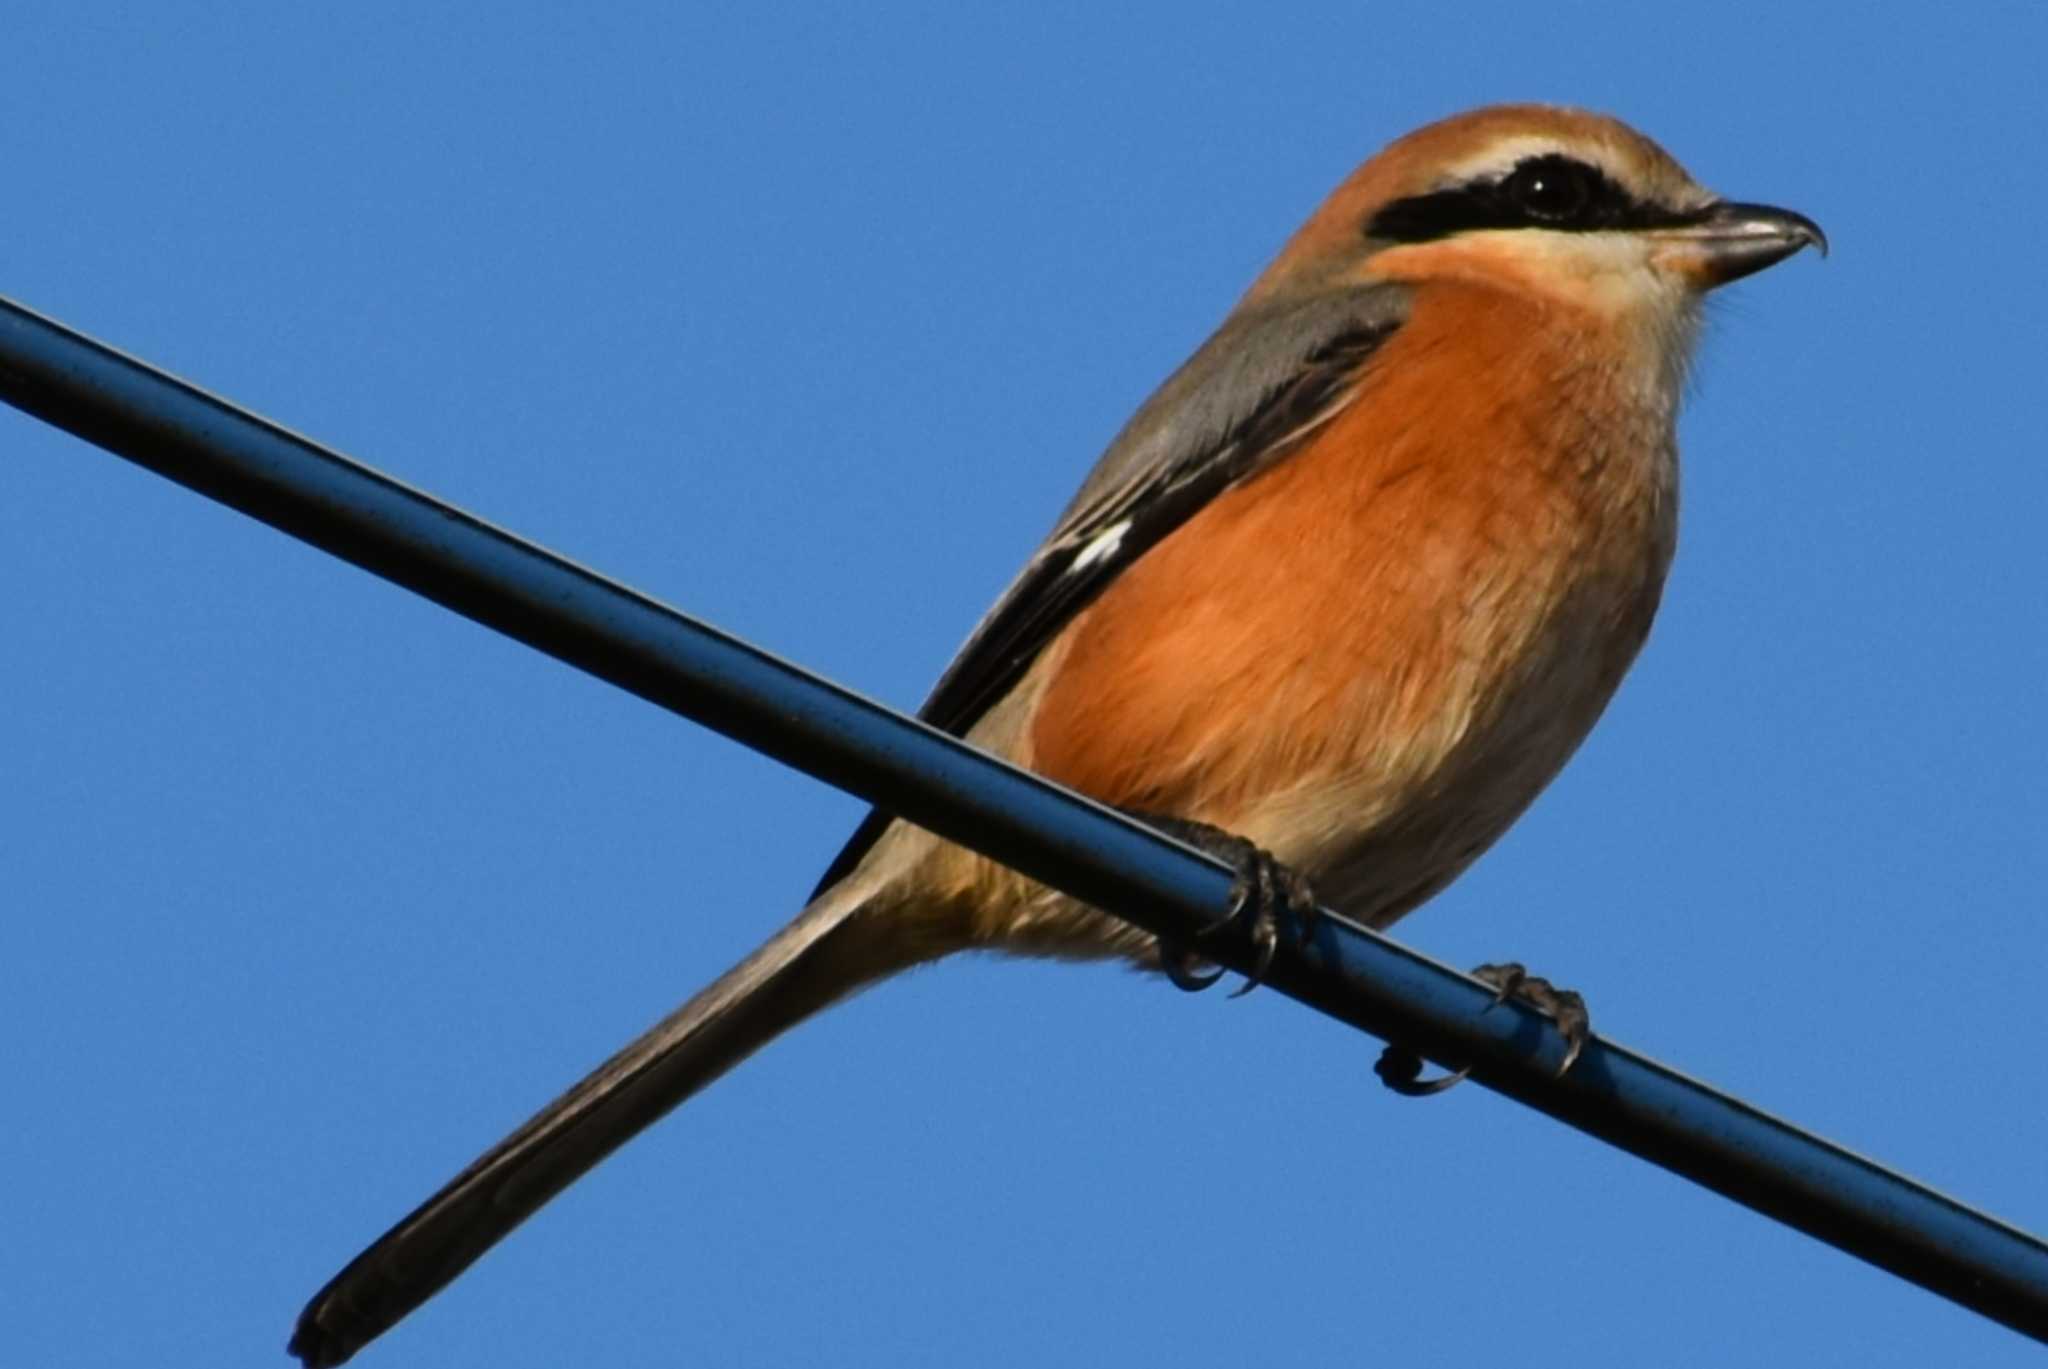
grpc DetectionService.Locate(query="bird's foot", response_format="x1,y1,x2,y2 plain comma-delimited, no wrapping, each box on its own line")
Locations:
1132,814,1316,998
1375,960,1591,1097
1473,962,1591,1075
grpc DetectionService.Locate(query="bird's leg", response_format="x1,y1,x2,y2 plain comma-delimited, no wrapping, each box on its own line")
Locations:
1376,961,1592,1097
1124,813,1317,997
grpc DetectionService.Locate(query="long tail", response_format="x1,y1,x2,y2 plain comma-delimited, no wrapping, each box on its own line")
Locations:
289,875,917,1367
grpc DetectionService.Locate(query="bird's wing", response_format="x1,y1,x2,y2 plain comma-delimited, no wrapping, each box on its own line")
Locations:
813,281,1411,894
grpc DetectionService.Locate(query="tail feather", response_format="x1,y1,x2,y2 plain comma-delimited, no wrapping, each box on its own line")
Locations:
289,877,909,1367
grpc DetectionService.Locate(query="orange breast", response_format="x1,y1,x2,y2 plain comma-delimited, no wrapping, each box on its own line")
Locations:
1025,280,1675,882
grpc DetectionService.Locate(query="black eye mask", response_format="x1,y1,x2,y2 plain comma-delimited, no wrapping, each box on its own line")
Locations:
1366,154,1703,242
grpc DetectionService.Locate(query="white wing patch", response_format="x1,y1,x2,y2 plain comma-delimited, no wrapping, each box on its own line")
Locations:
1068,518,1132,572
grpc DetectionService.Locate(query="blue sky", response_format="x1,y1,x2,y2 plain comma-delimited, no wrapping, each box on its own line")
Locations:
6,4,2046,1366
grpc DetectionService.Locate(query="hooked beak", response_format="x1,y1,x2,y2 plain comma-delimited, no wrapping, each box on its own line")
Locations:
1651,201,1827,288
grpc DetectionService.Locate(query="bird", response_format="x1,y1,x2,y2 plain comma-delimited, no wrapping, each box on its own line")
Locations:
289,103,1822,1364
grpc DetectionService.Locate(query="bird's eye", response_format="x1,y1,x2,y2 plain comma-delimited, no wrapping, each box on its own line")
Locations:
1501,157,1598,224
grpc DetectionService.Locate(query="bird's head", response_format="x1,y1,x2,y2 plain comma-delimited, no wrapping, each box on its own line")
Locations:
1247,104,1824,319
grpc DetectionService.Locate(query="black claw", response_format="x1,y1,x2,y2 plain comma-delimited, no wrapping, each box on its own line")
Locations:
1210,833,1303,997
1227,914,1280,999
1472,961,1592,1078
1374,1045,1471,1097
1474,961,1525,1011
1556,1026,1588,1077
1550,991,1591,1076
1160,940,1227,993
1125,811,1316,998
